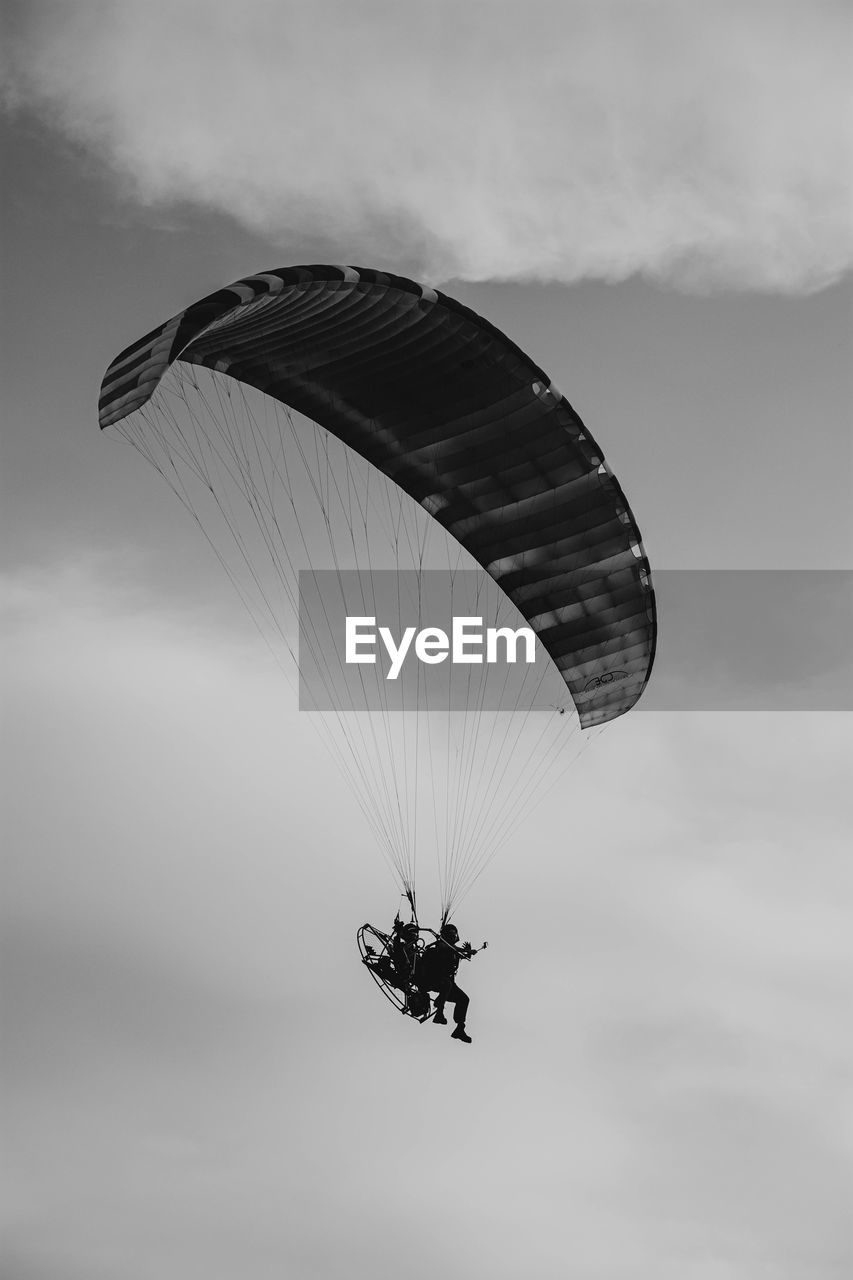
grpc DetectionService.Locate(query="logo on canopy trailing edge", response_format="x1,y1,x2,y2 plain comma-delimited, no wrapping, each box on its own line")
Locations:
582,670,629,692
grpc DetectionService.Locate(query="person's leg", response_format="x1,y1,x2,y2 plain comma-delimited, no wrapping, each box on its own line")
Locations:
449,983,472,1042
432,977,452,1023
449,983,469,1026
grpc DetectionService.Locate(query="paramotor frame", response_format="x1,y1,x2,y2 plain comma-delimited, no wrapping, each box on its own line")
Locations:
357,923,433,1022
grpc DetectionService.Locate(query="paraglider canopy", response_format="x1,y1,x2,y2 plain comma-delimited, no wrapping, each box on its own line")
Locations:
99,264,656,729
100,264,656,922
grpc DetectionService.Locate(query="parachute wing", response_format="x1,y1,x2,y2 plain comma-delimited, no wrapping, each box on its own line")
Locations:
99,265,655,726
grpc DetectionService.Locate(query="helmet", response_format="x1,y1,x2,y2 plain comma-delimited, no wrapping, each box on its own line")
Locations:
440,923,459,942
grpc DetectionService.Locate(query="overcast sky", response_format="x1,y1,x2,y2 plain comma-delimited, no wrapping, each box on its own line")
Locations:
2,4,852,1278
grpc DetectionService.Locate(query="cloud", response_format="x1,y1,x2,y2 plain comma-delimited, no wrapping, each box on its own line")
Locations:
5,0,851,291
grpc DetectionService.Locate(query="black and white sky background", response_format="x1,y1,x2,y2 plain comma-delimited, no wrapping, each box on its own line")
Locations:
2,3,852,1277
